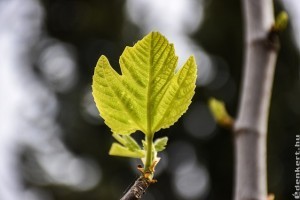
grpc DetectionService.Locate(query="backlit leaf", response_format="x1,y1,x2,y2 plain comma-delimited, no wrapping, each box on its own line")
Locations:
92,32,197,135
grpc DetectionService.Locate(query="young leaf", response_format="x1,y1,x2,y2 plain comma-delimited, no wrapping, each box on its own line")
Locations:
112,133,141,151
109,143,145,158
112,133,126,146
142,140,147,150
92,32,197,135
154,137,168,152
122,135,141,151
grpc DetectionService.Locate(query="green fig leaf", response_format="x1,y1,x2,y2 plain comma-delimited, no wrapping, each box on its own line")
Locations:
92,32,197,135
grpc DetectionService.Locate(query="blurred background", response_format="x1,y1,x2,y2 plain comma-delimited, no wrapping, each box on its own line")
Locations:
0,0,299,199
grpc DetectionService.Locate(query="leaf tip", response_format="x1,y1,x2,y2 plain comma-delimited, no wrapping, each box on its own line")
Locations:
97,55,109,65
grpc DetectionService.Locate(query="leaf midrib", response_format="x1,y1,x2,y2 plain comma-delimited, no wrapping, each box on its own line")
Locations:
146,33,154,135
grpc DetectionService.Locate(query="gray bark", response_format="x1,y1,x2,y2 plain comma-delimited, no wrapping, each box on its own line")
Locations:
120,176,151,200
234,0,279,200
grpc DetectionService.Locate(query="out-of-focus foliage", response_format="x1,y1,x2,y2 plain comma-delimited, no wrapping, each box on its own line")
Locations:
208,98,233,127
273,11,289,32
1,0,296,199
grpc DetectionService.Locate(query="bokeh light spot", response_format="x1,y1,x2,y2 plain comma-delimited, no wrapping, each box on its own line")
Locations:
81,87,104,125
173,162,210,200
183,103,216,139
167,141,197,174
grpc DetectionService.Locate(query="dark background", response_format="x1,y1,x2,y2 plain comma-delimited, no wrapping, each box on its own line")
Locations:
2,0,299,199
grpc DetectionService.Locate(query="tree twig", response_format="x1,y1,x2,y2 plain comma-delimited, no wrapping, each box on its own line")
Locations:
120,176,151,200
234,0,279,200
